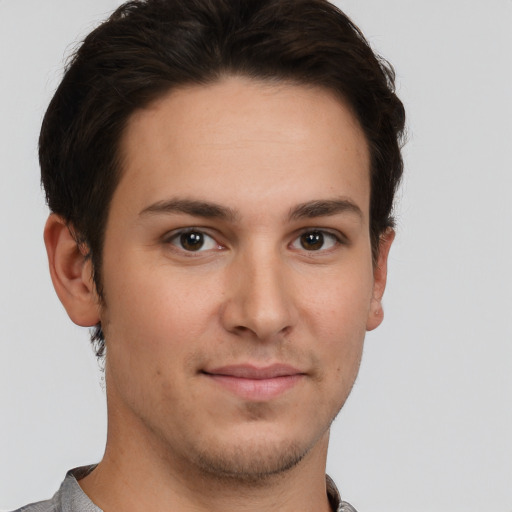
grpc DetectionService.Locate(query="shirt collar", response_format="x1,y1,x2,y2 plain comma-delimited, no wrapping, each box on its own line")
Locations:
65,466,357,512
326,474,358,512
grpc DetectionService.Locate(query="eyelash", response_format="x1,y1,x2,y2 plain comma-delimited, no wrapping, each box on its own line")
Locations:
163,227,346,254
164,228,222,254
290,229,344,252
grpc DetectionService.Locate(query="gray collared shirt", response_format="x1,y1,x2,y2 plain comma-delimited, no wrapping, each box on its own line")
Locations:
13,466,358,512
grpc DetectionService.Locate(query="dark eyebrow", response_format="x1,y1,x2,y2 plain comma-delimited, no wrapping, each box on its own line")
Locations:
139,199,238,222
289,199,363,221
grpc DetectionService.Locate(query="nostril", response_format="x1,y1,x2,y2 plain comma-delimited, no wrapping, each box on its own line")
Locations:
233,325,250,333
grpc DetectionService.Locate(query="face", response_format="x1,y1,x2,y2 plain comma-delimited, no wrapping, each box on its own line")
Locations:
98,77,389,480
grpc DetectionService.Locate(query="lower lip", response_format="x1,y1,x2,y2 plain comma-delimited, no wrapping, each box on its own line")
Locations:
205,374,303,401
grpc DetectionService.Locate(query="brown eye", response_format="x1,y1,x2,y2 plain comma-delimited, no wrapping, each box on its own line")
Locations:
179,231,205,251
291,230,340,252
167,229,221,254
300,231,325,250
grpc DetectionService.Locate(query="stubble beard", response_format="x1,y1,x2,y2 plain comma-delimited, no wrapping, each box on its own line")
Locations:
191,439,307,485
175,405,342,486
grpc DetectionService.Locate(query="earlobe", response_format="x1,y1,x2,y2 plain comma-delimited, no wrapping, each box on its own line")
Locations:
366,228,395,332
44,214,100,327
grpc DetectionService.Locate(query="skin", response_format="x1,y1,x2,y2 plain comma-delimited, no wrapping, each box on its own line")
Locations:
45,77,393,512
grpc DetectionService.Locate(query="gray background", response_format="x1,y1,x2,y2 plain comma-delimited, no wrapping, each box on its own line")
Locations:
1,1,511,510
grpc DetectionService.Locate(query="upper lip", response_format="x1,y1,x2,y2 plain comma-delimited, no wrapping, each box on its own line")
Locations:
203,364,304,380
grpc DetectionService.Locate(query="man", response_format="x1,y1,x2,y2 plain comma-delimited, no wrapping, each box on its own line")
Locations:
17,0,405,510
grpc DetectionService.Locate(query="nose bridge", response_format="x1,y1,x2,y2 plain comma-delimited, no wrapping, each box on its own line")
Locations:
222,241,295,340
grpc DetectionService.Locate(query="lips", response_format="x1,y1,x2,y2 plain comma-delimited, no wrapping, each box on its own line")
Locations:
202,364,305,401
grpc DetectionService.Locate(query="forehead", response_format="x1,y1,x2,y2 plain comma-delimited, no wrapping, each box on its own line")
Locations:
116,77,371,221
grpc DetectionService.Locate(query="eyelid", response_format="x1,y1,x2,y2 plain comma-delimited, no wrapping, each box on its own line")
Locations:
163,227,224,253
289,228,347,251
161,226,348,254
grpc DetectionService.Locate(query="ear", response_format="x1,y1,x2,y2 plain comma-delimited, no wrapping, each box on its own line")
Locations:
366,228,395,332
44,214,101,327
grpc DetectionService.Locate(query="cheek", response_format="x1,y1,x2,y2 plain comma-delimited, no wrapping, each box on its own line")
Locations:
104,258,217,336
100,266,216,414
99,263,217,386
312,305,367,415
301,266,373,377
304,266,374,335
315,304,367,377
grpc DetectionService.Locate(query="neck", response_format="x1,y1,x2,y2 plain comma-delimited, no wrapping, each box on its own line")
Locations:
79,368,334,512
79,414,333,512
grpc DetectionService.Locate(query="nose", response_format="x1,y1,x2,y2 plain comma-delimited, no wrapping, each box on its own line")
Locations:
220,249,297,341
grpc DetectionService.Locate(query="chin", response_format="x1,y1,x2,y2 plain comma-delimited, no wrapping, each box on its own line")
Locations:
180,422,330,484
190,439,307,483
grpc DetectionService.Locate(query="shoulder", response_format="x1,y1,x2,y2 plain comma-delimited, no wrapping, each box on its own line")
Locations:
326,475,359,512
10,496,60,512
10,465,99,512
341,501,359,512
